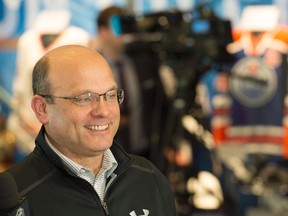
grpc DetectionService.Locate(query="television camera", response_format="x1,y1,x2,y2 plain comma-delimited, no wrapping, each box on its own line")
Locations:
111,5,234,112
110,7,235,214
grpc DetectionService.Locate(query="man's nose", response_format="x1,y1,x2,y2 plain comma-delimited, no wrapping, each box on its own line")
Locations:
90,96,109,116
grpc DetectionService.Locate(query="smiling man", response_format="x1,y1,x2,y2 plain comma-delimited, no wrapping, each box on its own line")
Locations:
1,45,177,216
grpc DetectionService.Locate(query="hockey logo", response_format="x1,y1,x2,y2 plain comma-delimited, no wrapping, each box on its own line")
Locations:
230,57,277,107
129,209,149,216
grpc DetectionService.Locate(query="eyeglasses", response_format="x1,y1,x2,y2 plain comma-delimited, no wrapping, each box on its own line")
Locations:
39,89,124,106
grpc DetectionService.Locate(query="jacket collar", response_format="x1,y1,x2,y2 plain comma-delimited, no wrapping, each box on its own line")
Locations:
35,126,133,175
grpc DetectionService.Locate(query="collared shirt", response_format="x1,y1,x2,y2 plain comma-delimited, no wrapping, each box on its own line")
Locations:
45,135,118,201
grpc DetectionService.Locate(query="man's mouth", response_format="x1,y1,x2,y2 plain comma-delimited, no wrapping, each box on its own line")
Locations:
85,124,109,131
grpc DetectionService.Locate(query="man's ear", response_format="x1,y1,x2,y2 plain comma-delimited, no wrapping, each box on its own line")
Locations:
99,26,112,38
31,95,49,124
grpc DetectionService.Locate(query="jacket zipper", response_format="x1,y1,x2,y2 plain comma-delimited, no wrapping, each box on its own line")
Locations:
99,158,133,216
101,201,109,215
78,178,110,216
100,173,117,216
101,169,129,216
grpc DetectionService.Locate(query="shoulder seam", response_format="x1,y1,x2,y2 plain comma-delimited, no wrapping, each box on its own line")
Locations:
19,171,54,197
130,163,154,174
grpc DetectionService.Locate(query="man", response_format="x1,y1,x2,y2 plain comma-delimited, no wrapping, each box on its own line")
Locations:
1,45,177,216
95,6,151,158
7,10,90,160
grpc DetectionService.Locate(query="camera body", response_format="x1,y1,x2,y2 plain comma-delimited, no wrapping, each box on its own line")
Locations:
110,6,233,64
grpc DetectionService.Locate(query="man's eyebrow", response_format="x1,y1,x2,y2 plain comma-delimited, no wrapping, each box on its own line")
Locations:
73,86,119,95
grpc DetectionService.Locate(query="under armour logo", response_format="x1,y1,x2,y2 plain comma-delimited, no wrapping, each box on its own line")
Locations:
129,209,149,216
15,207,25,216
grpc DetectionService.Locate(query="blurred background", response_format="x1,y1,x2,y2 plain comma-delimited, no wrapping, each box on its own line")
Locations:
1,0,288,215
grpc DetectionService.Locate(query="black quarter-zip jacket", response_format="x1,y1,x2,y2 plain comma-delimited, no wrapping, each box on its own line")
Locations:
4,126,178,216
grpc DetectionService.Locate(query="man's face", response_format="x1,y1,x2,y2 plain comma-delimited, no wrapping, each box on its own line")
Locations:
36,50,120,159
100,26,125,54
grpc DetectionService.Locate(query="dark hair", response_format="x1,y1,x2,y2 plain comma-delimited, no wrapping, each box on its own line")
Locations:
32,56,51,96
96,6,124,28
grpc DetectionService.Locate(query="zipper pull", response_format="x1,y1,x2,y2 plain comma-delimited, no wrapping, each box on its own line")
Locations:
102,201,109,215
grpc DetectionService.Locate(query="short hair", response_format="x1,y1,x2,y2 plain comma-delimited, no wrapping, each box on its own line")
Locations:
32,56,51,96
96,6,124,28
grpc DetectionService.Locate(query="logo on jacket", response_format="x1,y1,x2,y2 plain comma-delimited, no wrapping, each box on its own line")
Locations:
15,207,25,216
129,209,149,216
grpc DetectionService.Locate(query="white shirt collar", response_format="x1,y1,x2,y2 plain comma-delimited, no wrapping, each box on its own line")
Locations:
44,134,118,177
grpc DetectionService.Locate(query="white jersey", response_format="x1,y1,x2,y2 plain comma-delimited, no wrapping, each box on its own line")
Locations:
8,26,90,155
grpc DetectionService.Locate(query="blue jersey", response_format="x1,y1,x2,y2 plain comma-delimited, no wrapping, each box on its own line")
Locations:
225,29,288,145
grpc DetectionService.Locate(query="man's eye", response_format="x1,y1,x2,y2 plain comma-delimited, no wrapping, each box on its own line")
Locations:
75,96,93,103
106,93,117,100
